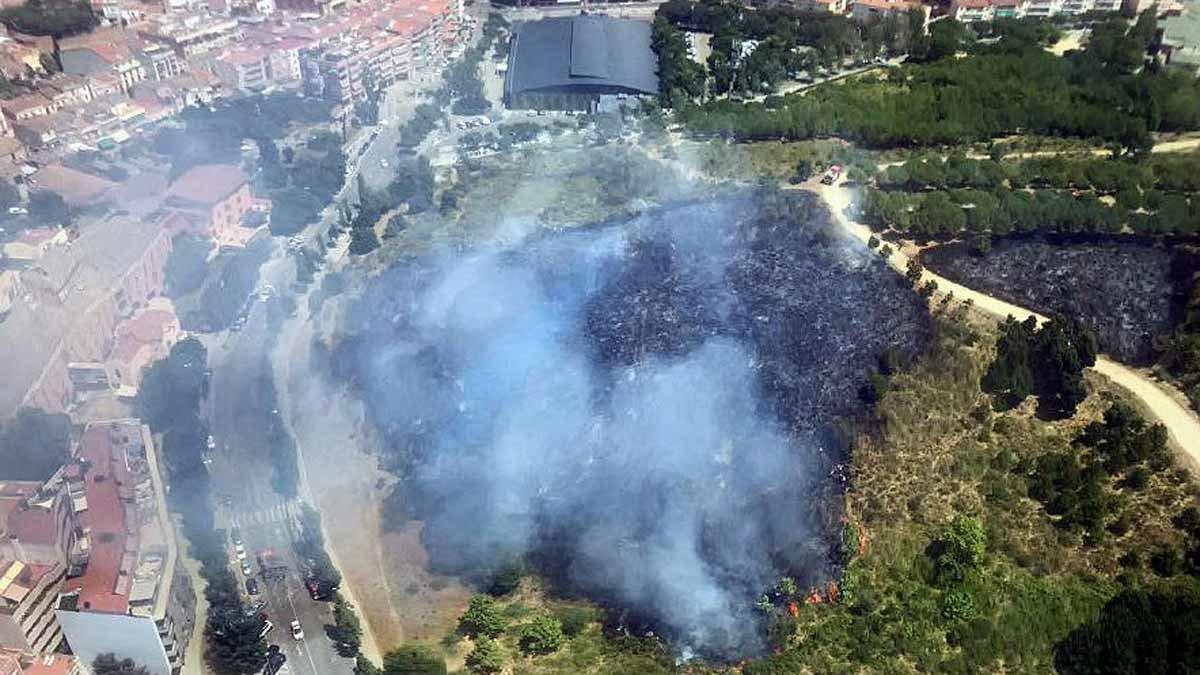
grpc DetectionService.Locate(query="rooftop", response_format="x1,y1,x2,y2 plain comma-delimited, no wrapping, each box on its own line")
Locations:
506,16,659,99
166,163,247,206
32,166,118,207
21,654,78,675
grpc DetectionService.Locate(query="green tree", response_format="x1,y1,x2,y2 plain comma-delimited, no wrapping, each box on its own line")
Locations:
518,615,565,656
205,609,268,674
465,636,504,674
92,654,149,675
1054,581,1200,674
382,645,446,675
328,594,363,656
28,190,70,225
934,514,986,585
355,656,382,675
0,407,72,481
0,0,97,37
982,315,1035,409
458,595,505,638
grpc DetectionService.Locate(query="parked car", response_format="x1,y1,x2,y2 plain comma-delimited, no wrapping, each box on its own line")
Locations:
290,620,304,640
305,578,320,600
231,528,242,547
258,619,273,638
241,560,253,576
820,165,843,185
235,543,247,560
246,578,260,596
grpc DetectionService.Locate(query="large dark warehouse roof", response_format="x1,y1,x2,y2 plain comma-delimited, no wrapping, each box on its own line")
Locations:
505,15,660,98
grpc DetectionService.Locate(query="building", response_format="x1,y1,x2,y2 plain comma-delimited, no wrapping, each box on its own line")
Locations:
55,421,196,675
0,472,82,658
107,298,180,391
0,560,68,655
165,164,261,247
212,47,273,92
950,0,994,21
0,213,174,417
504,15,659,112
20,654,82,675
58,27,147,93
849,0,925,22
137,14,242,64
949,0,1122,21
134,43,187,82
0,94,55,122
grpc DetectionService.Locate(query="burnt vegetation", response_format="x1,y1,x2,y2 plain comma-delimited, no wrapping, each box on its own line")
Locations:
331,189,930,657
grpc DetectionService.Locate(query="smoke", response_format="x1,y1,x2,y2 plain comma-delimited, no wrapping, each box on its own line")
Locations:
333,189,929,658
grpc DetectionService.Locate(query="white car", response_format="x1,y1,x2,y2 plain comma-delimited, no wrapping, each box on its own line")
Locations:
241,560,253,576
259,621,274,639
290,620,304,640
235,544,247,561
206,434,216,450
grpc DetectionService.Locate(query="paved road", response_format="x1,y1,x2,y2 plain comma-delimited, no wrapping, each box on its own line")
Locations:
207,285,355,675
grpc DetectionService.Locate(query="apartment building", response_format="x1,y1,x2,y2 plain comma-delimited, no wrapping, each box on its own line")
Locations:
138,14,242,62
58,27,148,93
55,422,196,675
0,471,82,658
0,560,67,655
950,0,1122,21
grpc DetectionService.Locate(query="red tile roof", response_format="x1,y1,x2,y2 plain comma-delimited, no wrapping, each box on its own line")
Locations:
4,507,57,546
167,164,247,206
61,425,133,615
112,309,174,363
22,654,78,675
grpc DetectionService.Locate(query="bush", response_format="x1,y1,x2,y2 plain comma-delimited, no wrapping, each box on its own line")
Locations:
382,645,446,675
518,615,565,656
552,606,596,637
464,636,503,674
458,595,505,638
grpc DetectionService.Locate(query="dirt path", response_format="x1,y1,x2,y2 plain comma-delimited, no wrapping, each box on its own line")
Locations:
813,180,1200,468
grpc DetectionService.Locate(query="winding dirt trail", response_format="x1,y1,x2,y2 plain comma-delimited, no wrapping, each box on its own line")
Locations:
813,181,1200,469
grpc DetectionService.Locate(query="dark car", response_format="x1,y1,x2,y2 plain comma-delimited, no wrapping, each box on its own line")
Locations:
246,578,260,596
264,645,287,675
305,578,320,600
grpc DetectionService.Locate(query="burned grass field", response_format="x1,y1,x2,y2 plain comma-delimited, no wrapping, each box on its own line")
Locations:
923,238,1190,365
330,189,931,658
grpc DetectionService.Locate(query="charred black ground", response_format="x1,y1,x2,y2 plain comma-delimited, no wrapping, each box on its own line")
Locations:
923,238,1188,365
331,190,931,657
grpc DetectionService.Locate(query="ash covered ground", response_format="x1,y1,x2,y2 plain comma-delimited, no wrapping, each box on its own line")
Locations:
923,238,1187,365
331,189,930,658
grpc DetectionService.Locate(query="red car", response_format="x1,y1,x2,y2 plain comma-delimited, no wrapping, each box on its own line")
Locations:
305,579,320,599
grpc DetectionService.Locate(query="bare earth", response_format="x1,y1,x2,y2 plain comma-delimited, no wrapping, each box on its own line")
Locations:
814,180,1200,471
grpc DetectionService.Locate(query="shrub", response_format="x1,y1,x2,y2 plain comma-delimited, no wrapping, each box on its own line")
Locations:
518,615,565,655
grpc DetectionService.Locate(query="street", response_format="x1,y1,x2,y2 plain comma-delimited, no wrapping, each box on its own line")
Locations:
207,284,354,675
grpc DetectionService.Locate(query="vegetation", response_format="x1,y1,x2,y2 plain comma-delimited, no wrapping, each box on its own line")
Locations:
296,504,342,599
1054,580,1200,673
0,0,96,37
675,14,1196,153
0,407,71,481
518,615,565,655
748,306,1200,672
327,594,364,657
137,339,267,674
458,595,506,638
982,315,1097,419
465,636,504,674
92,654,149,675
381,645,446,675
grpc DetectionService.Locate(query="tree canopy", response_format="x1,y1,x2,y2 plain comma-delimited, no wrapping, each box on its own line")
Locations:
382,645,446,675
0,0,96,37
0,408,72,481
92,654,149,675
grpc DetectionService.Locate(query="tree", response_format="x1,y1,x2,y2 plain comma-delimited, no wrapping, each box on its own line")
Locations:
28,190,70,225
328,594,363,656
458,595,505,638
355,656,382,675
0,0,97,37
382,645,446,675
465,636,504,674
518,616,565,656
0,407,72,481
982,316,1035,409
92,654,149,675
486,559,524,596
205,609,268,675
933,514,986,585
1054,581,1200,674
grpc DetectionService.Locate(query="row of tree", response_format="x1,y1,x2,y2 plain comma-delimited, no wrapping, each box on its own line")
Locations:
860,186,1200,239
137,339,269,674
677,14,1199,152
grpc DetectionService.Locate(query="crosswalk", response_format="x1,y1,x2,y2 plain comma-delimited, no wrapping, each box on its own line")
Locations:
230,500,301,528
